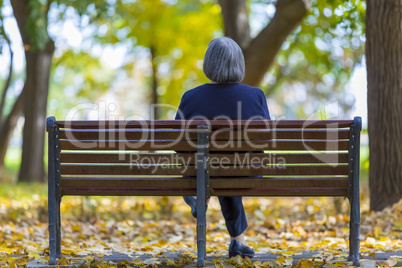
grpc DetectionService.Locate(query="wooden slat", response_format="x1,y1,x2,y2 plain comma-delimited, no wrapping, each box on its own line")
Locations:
210,177,348,189
60,187,347,197
59,129,350,141
60,152,348,164
60,152,196,164
60,140,197,151
60,140,349,151
60,164,196,176
209,140,349,151
208,153,348,164
61,188,196,196
60,159,347,177
211,188,348,197
59,129,199,141
61,176,347,189
209,165,348,176
57,165,345,177
210,129,350,140
61,177,196,188
56,120,353,129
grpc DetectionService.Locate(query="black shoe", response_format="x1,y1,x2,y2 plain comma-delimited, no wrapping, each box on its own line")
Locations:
228,240,255,258
183,196,197,218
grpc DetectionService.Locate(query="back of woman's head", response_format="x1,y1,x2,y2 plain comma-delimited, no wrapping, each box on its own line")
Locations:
203,37,245,83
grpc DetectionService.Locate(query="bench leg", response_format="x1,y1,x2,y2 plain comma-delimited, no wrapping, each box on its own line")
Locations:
196,194,207,267
48,186,57,265
196,126,209,267
349,194,360,266
47,117,59,265
348,118,361,266
56,197,62,259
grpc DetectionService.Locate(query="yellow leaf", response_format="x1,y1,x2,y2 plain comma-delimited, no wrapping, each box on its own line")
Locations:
166,259,175,266
132,259,143,265
385,259,397,267
71,225,81,231
6,257,18,264
214,261,225,268
28,253,41,260
229,255,243,266
58,257,71,265
328,261,347,267
277,256,293,266
296,258,313,268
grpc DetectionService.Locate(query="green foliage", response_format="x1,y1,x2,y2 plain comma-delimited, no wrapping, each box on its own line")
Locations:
0,0,6,55
3,0,367,121
56,0,365,119
61,0,222,117
48,49,115,119
262,0,366,118
26,0,51,50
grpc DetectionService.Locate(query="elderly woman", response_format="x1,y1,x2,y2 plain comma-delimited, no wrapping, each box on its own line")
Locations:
175,37,270,258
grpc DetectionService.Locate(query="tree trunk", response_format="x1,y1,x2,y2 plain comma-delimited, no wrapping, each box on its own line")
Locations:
366,0,402,211
218,0,251,50
11,0,55,182
150,45,159,119
243,0,308,86
18,41,54,182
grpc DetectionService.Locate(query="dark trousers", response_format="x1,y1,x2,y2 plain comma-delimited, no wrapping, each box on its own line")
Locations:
218,196,248,237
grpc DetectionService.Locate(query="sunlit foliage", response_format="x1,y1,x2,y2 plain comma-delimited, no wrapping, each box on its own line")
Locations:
1,0,366,120
257,0,365,118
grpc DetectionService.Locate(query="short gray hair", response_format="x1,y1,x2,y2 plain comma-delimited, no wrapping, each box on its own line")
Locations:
203,37,245,83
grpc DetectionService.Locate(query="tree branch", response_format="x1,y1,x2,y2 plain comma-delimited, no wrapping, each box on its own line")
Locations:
10,0,30,45
0,89,24,170
0,31,14,120
243,0,309,86
218,0,251,50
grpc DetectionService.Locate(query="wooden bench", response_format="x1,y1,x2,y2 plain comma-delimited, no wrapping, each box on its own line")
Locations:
46,116,361,266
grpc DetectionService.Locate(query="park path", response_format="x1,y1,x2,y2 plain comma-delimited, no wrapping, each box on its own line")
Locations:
24,251,402,267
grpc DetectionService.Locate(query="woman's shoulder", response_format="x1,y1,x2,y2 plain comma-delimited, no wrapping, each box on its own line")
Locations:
236,83,265,95
183,83,265,96
182,83,213,97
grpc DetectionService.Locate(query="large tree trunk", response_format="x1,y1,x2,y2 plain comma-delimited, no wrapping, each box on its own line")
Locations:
11,0,54,182
218,0,251,50
366,0,402,211
219,0,309,87
18,41,54,182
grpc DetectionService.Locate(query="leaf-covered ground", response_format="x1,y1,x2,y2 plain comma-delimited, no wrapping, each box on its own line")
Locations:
0,183,401,267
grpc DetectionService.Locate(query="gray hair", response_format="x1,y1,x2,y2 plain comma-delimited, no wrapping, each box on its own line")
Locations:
203,37,245,83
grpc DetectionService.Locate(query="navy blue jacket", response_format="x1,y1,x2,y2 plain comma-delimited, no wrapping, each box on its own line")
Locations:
175,83,270,120
174,83,270,237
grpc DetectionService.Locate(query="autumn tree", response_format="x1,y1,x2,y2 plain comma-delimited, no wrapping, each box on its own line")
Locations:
10,0,55,182
0,0,366,182
0,0,110,182
91,0,365,118
366,0,402,211
0,5,22,175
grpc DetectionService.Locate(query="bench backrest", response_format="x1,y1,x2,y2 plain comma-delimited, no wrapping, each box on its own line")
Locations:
46,117,361,198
